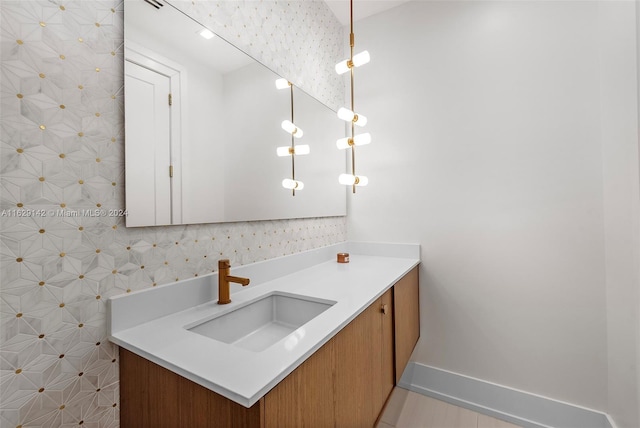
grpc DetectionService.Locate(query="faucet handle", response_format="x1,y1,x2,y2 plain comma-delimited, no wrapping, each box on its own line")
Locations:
218,259,231,270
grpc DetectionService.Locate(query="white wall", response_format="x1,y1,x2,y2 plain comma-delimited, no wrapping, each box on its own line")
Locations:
181,61,226,224
348,0,638,418
636,3,640,425
601,2,640,427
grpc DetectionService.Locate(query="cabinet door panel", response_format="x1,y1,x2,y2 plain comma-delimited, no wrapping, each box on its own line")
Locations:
335,301,382,428
264,339,335,427
119,348,262,428
394,267,420,383
381,288,395,404
120,348,180,428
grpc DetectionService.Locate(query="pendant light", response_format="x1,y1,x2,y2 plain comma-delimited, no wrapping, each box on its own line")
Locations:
276,79,308,195
336,0,370,193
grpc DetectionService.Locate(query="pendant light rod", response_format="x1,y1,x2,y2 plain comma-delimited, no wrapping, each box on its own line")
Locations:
336,0,369,193
276,79,306,195
349,0,354,122
350,0,354,50
350,0,356,193
290,84,296,196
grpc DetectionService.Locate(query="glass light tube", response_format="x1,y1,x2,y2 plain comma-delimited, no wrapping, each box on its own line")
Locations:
355,175,368,186
276,146,293,157
281,120,303,138
275,78,290,89
282,179,304,190
352,50,370,67
338,174,368,186
337,108,367,127
337,107,355,122
353,133,371,146
335,50,370,75
336,134,371,150
336,137,351,150
335,59,350,75
353,113,367,127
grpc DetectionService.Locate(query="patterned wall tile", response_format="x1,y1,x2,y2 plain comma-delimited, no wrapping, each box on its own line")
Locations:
170,0,345,110
0,1,346,426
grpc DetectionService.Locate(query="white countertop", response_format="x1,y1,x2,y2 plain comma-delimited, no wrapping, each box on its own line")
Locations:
108,242,419,407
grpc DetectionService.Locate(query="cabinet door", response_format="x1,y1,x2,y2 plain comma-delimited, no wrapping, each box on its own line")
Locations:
335,298,384,428
394,267,420,383
334,289,398,427
381,288,395,404
119,348,263,428
120,347,179,428
264,340,335,427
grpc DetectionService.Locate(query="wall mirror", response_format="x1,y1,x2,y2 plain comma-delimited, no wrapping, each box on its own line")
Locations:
124,0,346,227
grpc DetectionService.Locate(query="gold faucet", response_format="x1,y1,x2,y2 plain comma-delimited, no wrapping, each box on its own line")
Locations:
217,259,250,304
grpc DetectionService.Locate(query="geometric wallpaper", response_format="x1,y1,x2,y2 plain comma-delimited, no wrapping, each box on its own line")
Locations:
0,1,345,426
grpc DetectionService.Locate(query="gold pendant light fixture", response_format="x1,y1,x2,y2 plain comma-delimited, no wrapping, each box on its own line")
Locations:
336,0,371,193
276,78,309,195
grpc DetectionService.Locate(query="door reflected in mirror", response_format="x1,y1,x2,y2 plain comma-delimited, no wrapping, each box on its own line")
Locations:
124,0,346,227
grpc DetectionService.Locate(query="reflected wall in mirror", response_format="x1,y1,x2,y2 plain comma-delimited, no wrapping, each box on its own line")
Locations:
124,0,346,227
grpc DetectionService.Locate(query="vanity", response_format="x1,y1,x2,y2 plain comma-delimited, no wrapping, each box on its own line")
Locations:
108,242,420,427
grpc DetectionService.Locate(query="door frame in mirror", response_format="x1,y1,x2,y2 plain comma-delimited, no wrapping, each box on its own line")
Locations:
125,41,186,226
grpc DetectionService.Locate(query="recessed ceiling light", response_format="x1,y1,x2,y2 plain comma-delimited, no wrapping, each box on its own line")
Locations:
199,29,214,40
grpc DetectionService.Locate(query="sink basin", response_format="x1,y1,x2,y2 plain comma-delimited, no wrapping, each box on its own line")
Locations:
187,292,336,352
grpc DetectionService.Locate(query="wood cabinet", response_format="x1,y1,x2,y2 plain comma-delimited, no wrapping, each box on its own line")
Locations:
119,348,263,428
334,288,393,428
263,339,335,428
393,266,420,383
119,267,419,428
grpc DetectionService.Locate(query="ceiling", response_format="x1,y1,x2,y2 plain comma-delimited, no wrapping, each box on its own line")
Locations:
324,0,412,26
126,0,411,73
125,1,253,74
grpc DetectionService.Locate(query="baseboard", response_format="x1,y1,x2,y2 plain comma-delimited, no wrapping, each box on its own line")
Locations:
398,363,616,428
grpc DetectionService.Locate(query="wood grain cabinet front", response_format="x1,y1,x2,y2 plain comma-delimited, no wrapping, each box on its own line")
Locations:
263,339,335,427
393,266,420,384
334,287,394,428
119,266,419,428
119,348,263,428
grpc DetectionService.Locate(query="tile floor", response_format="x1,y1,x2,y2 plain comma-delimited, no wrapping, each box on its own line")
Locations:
377,388,523,428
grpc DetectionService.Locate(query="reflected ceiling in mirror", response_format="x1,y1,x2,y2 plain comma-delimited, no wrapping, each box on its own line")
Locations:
123,0,346,227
